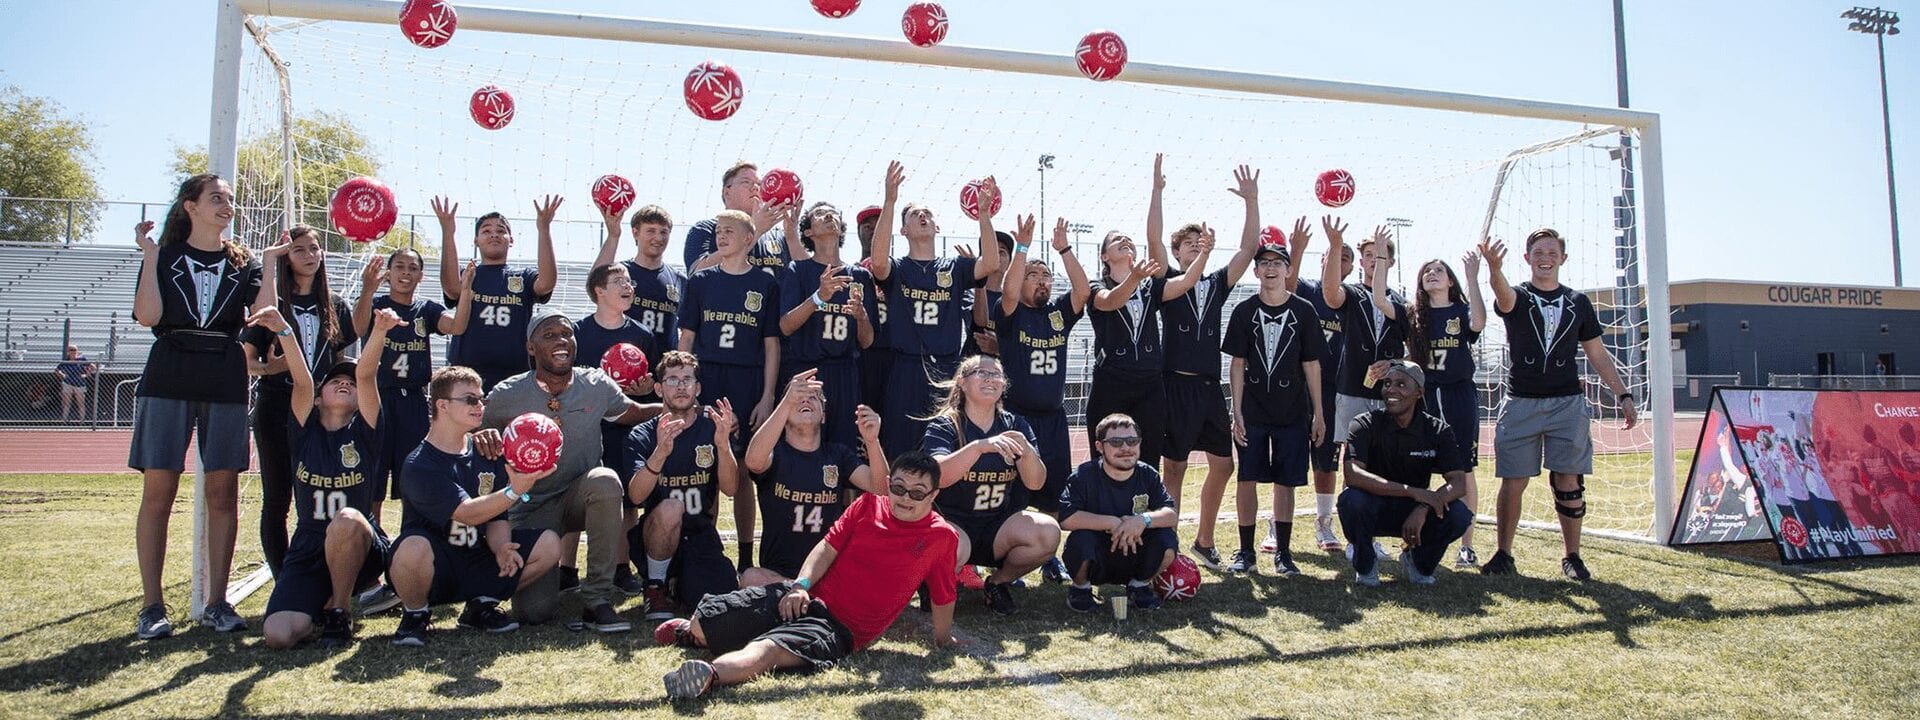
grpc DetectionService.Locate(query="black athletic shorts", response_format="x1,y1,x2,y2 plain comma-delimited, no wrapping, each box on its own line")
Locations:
951,512,1015,568
1164,373,1233,459
265,526,391,619
691,581,854,669
631,518,740,606
1310,379,1341,473
394,527,542,606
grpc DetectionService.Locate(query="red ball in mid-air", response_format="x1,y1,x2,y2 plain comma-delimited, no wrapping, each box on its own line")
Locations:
760,167,804,207
1315,169,1356,208
470,85,515,130
1075,30,1128,81
959,179,1001,220
1258,225,1288,246
592,174,636,215
811,0,861,18
600,343,651,387
902,2,949,47
503,412,563,475
398,0,457,49
684,61,745,121
329,177,398,243
1153,554,1201,601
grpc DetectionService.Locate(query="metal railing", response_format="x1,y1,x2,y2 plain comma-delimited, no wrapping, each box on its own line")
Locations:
1767,374,1920,391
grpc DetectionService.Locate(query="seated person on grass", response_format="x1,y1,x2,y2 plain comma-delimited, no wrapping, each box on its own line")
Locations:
627,351,742,621
1058,413,1181,614
1337,360,1474,587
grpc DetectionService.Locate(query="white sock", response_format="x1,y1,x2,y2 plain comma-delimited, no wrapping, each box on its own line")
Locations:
404,605,429,614
1126,579,1149,588
646,557,671,582
1316,493,1335,518
1073,582,1091,590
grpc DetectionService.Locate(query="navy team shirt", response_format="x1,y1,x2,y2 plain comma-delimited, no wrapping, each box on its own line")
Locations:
1162,268,1234,376
289,408,384,537
994,294,1082,415
682,220,791,276
1294,279,1345,394
779,258,873,365
447,264,548,375
1089,276,1169,380
401,439,508,550
1058,460,1174,524
678,266,781,367
754,440,864,567
924,411,1038,524
573,313,655,379
624,260,685,362
372,295,446,388
1418,303,1480,386
880,255,977,358
626,413,724,527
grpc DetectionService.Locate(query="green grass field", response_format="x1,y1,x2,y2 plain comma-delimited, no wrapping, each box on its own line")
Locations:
4,469,1918,719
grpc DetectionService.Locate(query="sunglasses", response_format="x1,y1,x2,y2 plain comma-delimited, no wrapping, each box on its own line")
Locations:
437,394,485,407
1101,436,1143,447
888,482,934,501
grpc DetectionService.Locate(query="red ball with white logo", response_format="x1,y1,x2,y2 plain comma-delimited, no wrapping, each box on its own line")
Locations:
329,177,398,243
398,0,457,49
812,0,861,18
600,342,651,387
958,179,1001,220
684,61,745,121
1258,225,1288,246
592,174,636,216
503,412,563,475
759,167,804,207
470,85,515,130
1153,554,1201,601
902,2,949,47
1315,169,1356,208
1075,30,1128,81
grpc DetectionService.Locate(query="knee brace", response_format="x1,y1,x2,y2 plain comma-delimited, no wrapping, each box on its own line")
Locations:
1553,477,1587,519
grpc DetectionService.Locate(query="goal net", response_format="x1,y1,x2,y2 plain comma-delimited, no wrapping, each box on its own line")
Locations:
227,3,1666,547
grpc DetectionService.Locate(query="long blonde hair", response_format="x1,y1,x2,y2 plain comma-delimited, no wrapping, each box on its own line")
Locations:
921,354,1003,430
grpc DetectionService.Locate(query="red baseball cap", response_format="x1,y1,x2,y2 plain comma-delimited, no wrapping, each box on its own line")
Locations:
856,206,882,223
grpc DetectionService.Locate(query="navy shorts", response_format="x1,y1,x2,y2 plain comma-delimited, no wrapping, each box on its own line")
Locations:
397,527,543,606
698,362,765,436
951,512,1015,568
880,353,959,459
127,397,251,473
1062,527,1178,585
380,385,432,499
1424,380,1480,469
1012,405,1071,513
631,519,740,605
778,360,862,449
1164,374,1233,459
756,540,813,580
265,526,392,619
1239,421,1310,486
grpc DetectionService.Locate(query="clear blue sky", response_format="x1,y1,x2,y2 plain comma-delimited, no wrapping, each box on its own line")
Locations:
2,0,1914,287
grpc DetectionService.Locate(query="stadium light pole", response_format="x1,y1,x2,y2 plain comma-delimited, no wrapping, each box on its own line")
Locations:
1842,7,1903,287
1384,217,1412,288
1069,221,1094,260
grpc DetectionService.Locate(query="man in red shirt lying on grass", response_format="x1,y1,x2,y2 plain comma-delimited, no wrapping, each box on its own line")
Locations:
654,450,960,700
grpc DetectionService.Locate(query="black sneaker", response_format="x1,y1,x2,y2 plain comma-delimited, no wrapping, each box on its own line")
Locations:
135,603,173,640
642,581,676,621
1273,551,1302,577
663,659,715,700
558,566,580,593
1226,549,1257,576
356,584,401,616
1127,583,1162,611
457,599,520,634
316,607,353,648
583,602,631,633
1066,585,1098,612
1040,557,1070,584
982,581,1018,616
1189,543,1223,570
614,564,644,596
200,601,247,633
1561,554,1592,581
392,609,431,647
1480,550,1518,576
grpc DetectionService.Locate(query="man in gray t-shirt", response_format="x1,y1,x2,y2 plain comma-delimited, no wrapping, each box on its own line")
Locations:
483,310,660,632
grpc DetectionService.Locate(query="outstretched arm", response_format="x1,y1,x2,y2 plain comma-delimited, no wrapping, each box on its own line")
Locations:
358,308,399,427
1056,218,1093,314
1284,217,1311,288
531,195,561,297
434,196,463,299
972,177,1001,282
1462,249,1487,332
1224,165,1261,285
1145,154,1169,277
869,162,904,283
1478,238,1517,314
1320,216,1350,309
1160,224,1215,301
999,215,1036,317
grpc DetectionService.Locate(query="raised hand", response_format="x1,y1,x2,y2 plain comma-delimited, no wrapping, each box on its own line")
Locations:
1320,215,1348,246
817,265,850,301
709,398,739,439
1128,258,1163,280
431,196,459,229
975,176,999,212
884,161,906,202
655,415,689,456
262,229,293,259
1478,238,1507,272
1461,249,1482,282
600,205,625,236
1151,153,1166,192
460,260,478,293
955,244,975,259
247,305,290,334
783,368,824,405
855,404,881,442
1288,216,1312,254
134,220,157,252
1014,214,1037,248
1370,225,1393,247
361,254,387,288
1229,164,1259,200
372,307,404,332
1051,217,1071,253
533,195,563,227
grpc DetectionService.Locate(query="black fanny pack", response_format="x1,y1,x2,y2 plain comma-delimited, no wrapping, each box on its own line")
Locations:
162,329,235,354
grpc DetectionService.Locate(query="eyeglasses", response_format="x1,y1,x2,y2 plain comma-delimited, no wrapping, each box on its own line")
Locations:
1255,259,1289,268
964,369,1005,380
659,376,697,388
888,482,933,501
1101,436,1142,447
437,394,485,407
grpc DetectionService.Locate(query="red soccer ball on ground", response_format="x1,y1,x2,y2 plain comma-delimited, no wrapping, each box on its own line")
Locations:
811,0,861,18
1258,225,1287,246
1315,169,1356,208
684,61,745,121
1075,30,1128,81
902,2,949,47
958,179,1001,220
398,0,457,49
600,343,651,387
760,167,804,206
1153,554,1201,601
329,177,398,243
470,85,515,130
592,174,636,216
503,412,563,475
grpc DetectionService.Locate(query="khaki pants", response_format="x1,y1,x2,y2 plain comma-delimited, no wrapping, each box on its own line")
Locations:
511,466,623,622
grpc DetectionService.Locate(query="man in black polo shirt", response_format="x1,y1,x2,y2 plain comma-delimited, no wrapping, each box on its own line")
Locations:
1337,360,1473,587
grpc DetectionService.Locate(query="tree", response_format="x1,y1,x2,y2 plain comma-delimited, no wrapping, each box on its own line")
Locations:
0,86,103,244
171,110,416,254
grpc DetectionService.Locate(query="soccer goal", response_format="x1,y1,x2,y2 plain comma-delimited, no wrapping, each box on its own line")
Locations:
206,0,1676,616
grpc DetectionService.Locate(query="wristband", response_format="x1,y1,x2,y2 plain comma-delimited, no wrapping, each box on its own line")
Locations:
813,292,829,309
1056,245,1073,255
794,577,812,591
276,327,293,337
1617,392,1635,403
645,461,664,475
1014,244,1030,255
503,486,526,503
1139,512,1153,529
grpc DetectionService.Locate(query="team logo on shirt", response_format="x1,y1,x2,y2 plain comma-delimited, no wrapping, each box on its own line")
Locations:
822,465,840,489
477,471,497,494
695,444,715,469
744,291,763,312
507,275,525,294
936,270,953,289
339,443,361,469
414,317,428,336
1445,317,1461,336
665,283,680,302
1131,494,1150,513
1049,310,1065,331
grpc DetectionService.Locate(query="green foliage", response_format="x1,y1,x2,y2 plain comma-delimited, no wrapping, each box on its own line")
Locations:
0,86,102,243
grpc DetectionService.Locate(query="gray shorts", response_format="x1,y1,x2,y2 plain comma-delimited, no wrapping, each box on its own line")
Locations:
127,396,252,473
1493,395,1592,478
1332,393,1384,443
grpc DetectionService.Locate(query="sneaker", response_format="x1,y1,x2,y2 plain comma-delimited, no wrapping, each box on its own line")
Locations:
1314,516,1343,552
957,565,986,591
1066,585,1098,613
1354,566,1381,587
1481,550,1518,576
200,601,247,633
663,659,715,700
392,609,431,647
557,566,580,593
614,565,644,596
1455,546,1480,570
982,581,1018,616
135,603,173,640
582,602,631,633
1040,557,1070,584
1127,583,1162,611
1273,551,1301,577
1258,530,1278,554
1561,554,1592,581
642,581,676,622
654,618,694,647
1226,549,1257,576
457,599,520,633
1400,552,1436,586
356,584,401,616
316,607,353,647
1189,543,1223,570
